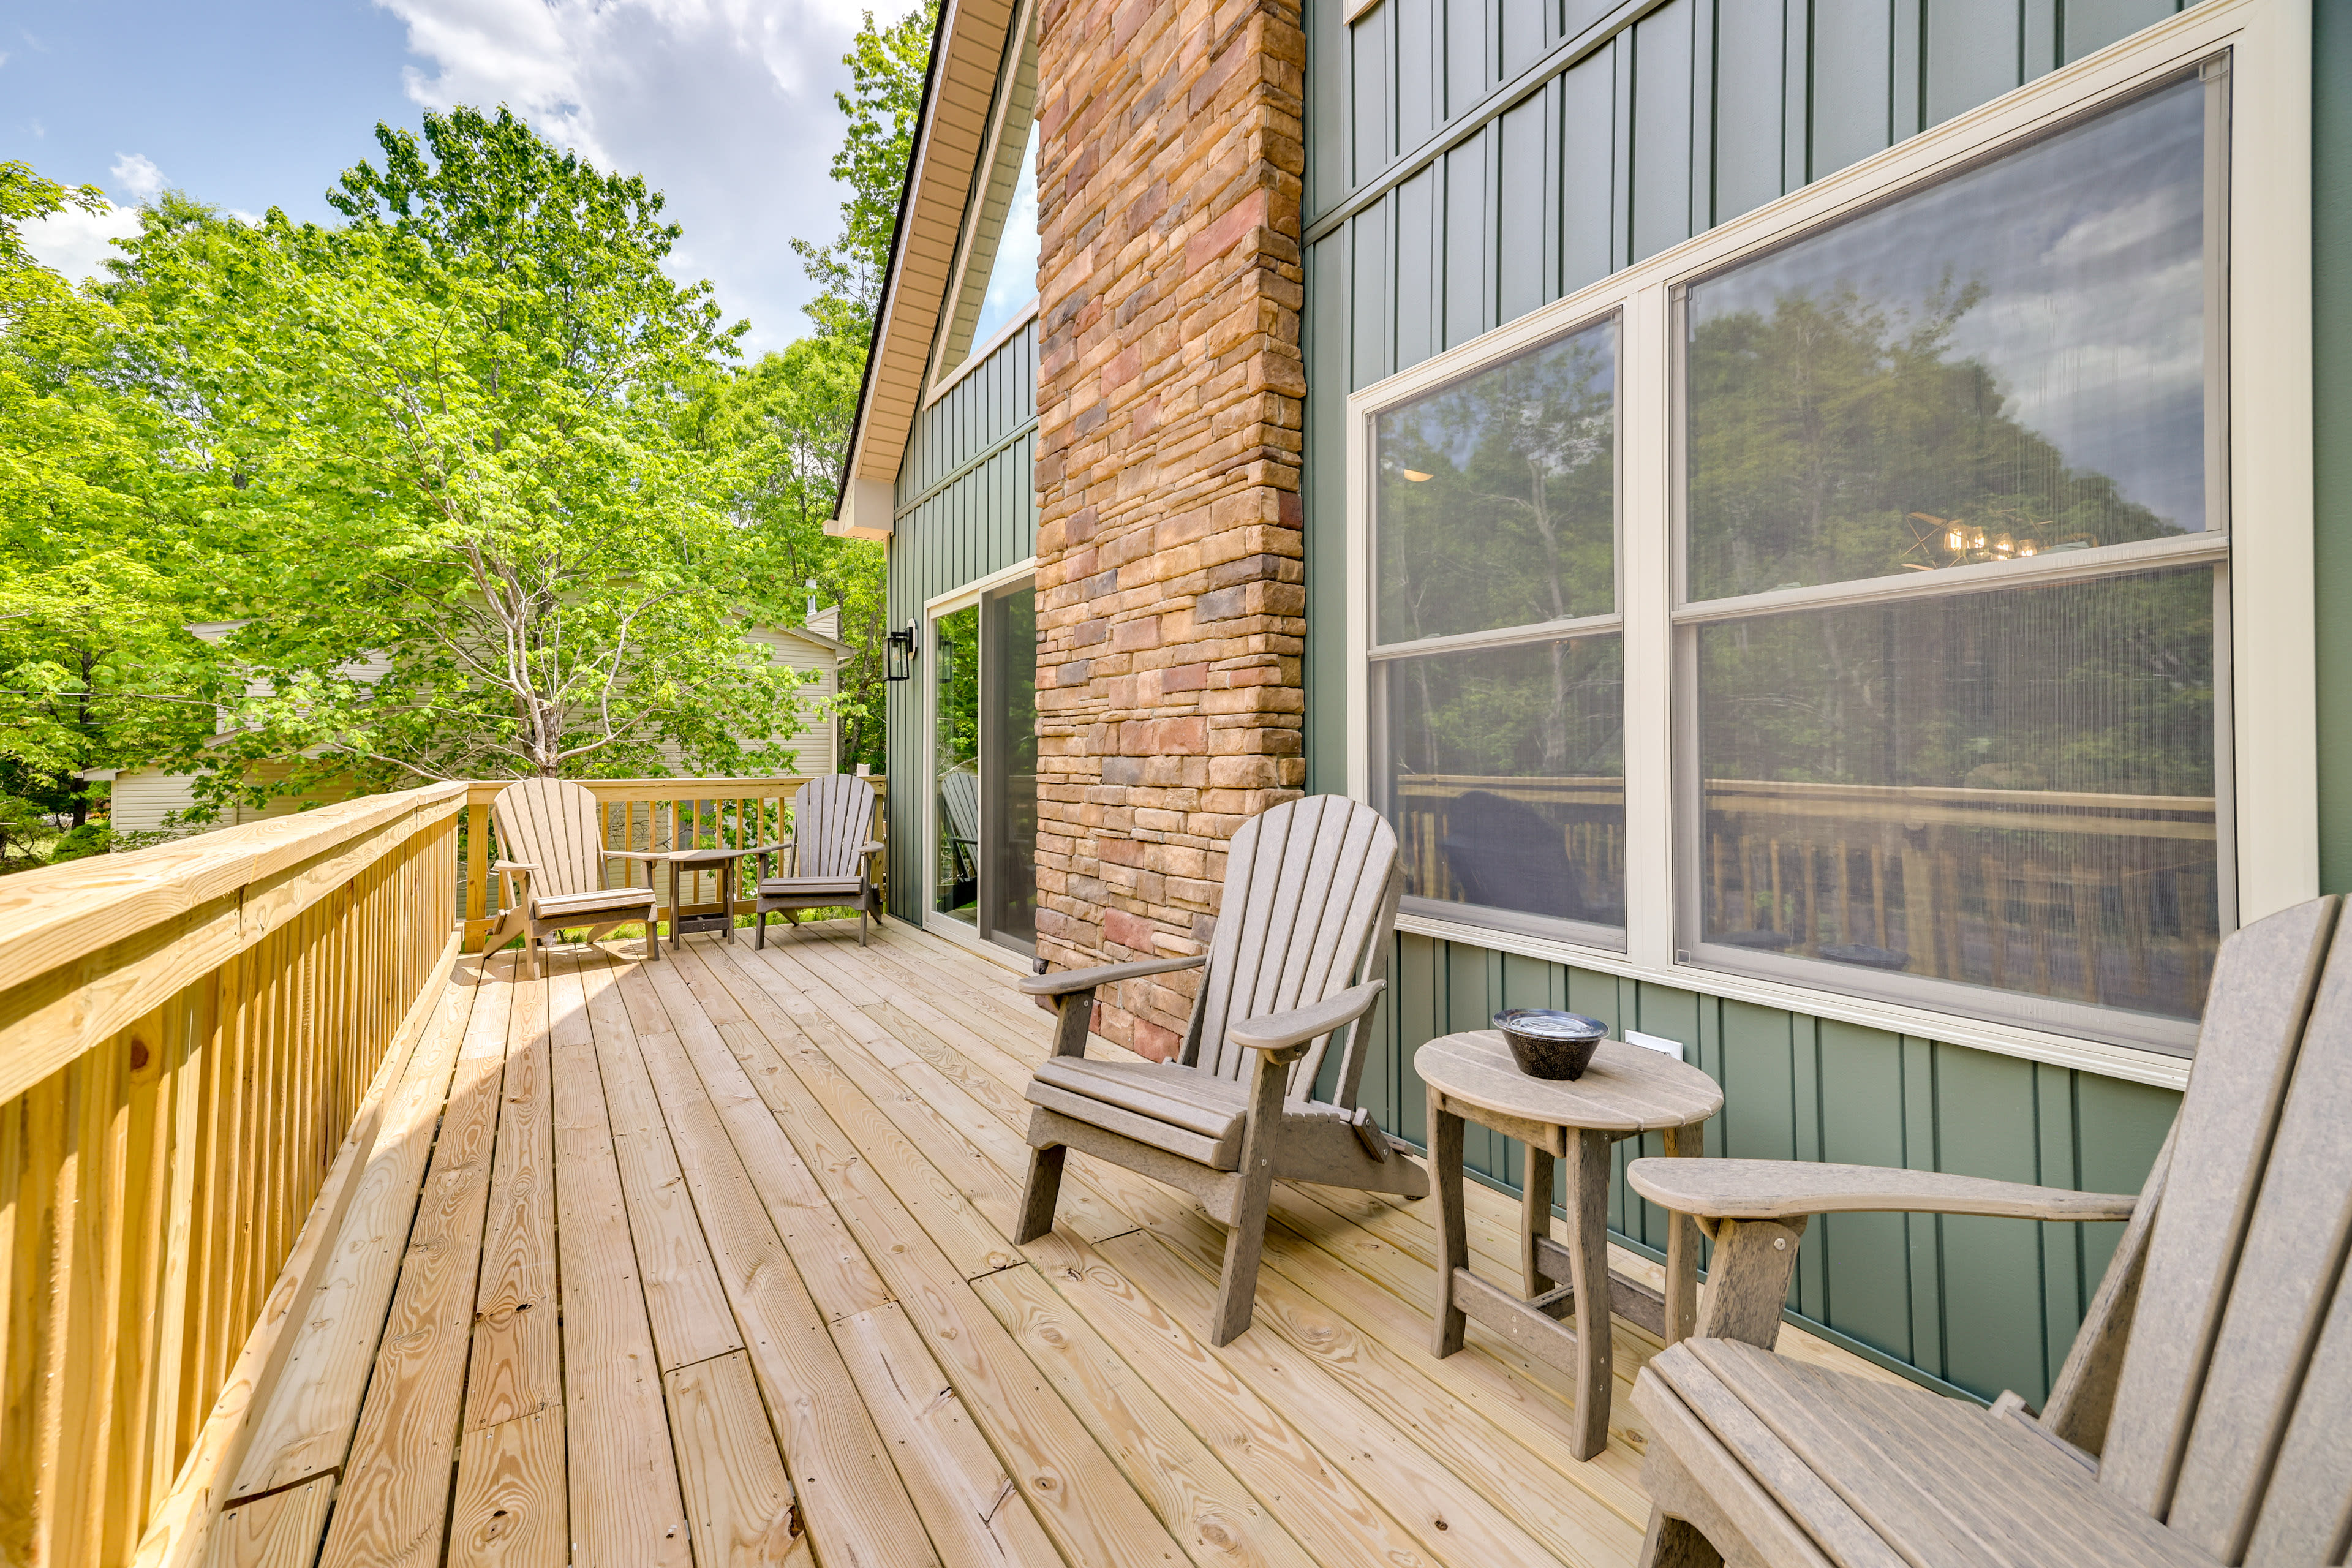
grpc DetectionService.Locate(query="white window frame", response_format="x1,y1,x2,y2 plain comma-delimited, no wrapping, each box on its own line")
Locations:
922,557,1040,960
1341,0,2313,1090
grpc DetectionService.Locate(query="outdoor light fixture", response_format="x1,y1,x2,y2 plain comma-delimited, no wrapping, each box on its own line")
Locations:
885,621,919,683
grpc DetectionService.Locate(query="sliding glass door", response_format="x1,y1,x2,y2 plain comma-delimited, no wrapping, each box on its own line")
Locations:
930,579,1036,954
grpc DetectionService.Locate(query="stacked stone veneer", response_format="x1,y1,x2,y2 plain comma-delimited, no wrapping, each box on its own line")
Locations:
1031,0,1308,1058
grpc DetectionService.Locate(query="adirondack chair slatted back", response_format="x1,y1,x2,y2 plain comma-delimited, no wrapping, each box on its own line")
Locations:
940,769,980,848
2092,894,2352,1564
491,779,610,900
1181,796,1402,1099
793,774,877,878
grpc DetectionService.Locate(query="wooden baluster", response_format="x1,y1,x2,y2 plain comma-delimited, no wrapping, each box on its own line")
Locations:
1838,842,1856,946
1709,828,1727,934
2071,864,2105,1008
1938,848,1962,984
2180,870,2213,1014
1897,845,1931,976
2122,863,2152,997
1981,854,2009,992
1870,843,1889,949
2026,859,2054,997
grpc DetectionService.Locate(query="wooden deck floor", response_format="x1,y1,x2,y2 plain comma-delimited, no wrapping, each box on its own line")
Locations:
216,916,1891,1568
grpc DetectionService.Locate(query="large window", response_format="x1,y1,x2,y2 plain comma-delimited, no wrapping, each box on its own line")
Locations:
1344,4,2311,1063
1371,316,1626,946
1678,74,2226,1040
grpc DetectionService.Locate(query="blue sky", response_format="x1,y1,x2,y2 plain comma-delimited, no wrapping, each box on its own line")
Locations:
3,0,883,355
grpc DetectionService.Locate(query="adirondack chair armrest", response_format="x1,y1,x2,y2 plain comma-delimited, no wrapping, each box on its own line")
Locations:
1226,979,1388,1062
1018,954,1206,997
492,860,537,898
1626,1158,2139,1232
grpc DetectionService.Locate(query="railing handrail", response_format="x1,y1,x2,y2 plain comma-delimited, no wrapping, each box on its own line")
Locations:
0,780,469,1105
460,773,888,803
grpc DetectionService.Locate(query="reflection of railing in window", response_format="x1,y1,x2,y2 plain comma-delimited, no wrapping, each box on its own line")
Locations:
1393,773,2219,1020
1700,778,2217,1020
1392,775,1626,925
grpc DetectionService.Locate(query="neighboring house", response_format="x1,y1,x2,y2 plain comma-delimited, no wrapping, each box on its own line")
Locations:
92,611,850,837
840,0,2346,1406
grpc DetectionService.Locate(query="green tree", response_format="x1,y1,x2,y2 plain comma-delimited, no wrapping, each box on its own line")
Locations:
792,2,940,343
678,337,889,769
100,119,816,804
0,165,229,855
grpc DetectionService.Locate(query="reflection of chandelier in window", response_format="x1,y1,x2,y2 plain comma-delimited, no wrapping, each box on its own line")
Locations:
1898,510,2098,570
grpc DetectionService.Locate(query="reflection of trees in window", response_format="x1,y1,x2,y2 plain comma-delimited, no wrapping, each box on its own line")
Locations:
1376,322,1616,645
933,606,979,767
1698,570,2212,797
1392,638,1624,783
933,604,980,914
1686,282,2178,601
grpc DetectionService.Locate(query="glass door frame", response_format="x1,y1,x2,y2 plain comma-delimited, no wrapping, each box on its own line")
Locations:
921,557,1039,960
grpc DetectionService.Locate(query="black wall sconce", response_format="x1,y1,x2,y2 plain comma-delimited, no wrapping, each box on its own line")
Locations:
884,621,919,682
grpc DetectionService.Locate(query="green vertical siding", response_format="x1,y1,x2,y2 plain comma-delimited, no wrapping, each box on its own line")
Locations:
1297,0,2207,1401
885,322,1041,918
1354,933,2177,1403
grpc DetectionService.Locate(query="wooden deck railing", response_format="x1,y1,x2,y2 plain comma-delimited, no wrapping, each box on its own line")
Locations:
455,774,888,950
0,783,465,1568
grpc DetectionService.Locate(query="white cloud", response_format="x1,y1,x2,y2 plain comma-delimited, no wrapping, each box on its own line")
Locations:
19,200,142,285
374,0,880,352
110,151,166,203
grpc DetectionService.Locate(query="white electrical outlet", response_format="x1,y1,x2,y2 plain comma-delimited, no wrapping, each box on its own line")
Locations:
1623,1030,1684,1061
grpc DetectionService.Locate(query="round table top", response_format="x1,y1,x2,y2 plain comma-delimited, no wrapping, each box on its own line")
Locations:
1414,1030,1723,1134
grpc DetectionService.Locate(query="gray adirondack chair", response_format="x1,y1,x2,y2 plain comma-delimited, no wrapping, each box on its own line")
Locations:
753,773,885,946
483,778,662,980
1013,795,1431,1345
1626,893,2352,1568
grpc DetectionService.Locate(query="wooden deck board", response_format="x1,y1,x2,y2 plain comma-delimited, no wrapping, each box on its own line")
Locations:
547,955,693,1568
606,960,943,1568
318,954,514,1568
662,1351,805,1567
243,917,1905,1568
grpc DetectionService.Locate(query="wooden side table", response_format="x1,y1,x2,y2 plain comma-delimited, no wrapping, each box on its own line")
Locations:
615,845,776,954
1415,1030,1723,1460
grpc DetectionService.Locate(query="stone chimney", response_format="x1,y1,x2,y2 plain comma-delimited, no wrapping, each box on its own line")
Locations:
1031,0,1308,1057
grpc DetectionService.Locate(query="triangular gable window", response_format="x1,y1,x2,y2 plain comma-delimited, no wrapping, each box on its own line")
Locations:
929,17,1039,391
968,126,1038,352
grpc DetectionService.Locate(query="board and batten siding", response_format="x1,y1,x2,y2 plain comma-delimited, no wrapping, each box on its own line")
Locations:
885,321,1041,918
1298,0,2204,1403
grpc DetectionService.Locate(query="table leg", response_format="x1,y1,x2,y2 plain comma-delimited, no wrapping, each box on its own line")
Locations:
1564,1125,1613,1461
1521,1142,1556,1298
1662,1121,1703,1346
1428,1088,1468,1359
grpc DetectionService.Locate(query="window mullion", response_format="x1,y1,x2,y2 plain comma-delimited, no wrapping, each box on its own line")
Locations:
1621,279,1677,971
